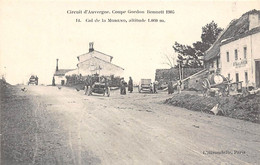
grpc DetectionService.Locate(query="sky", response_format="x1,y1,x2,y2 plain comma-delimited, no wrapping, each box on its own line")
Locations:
0,0,260,85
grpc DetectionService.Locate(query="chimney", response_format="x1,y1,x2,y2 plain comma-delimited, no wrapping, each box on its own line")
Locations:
89,42,94,52
249,13,260,30
56,59,59,71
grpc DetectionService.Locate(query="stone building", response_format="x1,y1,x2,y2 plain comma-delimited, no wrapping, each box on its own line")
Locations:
53,59,73,85
76,42,124,77
204,9,260,88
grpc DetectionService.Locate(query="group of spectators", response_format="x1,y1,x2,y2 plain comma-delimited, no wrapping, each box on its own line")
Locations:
120,77,133,95
121,77,160,94
83,75,182,95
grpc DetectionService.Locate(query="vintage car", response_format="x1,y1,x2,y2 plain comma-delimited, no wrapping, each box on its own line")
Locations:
138,79,153,93
88,82,110,97
28,75,38,85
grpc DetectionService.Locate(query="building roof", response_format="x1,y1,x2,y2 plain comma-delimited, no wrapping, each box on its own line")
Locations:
64,69,78,76
77,50,113,60
78,56,124,70
54,69,74,76
221,26,260,45
204,9,260,61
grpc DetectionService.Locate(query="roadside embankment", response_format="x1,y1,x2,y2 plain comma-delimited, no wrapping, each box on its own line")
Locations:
164,93,260,123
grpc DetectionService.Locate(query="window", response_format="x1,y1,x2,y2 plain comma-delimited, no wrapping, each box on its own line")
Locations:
244,47,247,59
236,73,239,82
226,52,230,62
245,71,248,84
235,49,238,60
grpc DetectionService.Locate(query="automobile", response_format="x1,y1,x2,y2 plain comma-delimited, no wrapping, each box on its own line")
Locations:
28,75,38,85
138,79,153,93
88,82,110,97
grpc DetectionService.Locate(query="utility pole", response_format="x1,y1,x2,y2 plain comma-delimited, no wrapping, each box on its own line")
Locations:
177,60,182,80
181,65,183,80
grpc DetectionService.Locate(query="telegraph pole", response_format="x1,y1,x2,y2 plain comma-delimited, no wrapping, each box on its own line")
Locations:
177,60,182,80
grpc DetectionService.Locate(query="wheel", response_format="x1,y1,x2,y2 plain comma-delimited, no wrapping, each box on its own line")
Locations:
201,78,210,97
202,78,210,89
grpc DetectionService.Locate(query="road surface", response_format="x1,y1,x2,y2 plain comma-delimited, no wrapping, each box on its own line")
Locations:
1,85,260,165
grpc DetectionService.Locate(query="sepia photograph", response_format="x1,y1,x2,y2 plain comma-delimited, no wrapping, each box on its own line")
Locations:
0,0,260,164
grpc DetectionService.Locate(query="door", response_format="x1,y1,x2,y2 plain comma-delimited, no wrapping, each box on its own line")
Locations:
256,61,260,88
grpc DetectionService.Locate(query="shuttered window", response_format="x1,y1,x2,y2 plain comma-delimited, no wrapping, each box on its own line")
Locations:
244,47,247,59
226,52,229,62
235,49,238,60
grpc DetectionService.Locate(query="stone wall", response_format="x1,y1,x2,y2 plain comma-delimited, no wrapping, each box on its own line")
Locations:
155,67,204,82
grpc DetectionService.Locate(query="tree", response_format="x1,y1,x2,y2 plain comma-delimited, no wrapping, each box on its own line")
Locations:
172,21,223,68
201,21,223,46
163,54,175,68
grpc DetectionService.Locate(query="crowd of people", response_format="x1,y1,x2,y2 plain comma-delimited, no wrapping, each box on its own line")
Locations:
82,75,182,96
120,77,133,95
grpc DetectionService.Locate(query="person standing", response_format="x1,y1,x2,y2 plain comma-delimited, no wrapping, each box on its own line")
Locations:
123,80,127,95
120,78,126,95
128,77,133,93
104,77,109,96
177,80,182,94
84,77,89,95
168,81,174,94
52,76,55,86
35,76,39,85
153,81,158,93
85,76,93,95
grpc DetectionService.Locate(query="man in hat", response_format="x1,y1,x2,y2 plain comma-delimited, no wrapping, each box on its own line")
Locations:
168,81,174,94
177,79,182,94
128,77,133,93
153,81,158,93
120,78,126,95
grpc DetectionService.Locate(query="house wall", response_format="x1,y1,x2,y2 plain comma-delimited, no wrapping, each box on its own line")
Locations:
78,57,123,77
78,51,111,63
220,32,260,87
252,32,260,60
252,32,260,88
54,75,66,85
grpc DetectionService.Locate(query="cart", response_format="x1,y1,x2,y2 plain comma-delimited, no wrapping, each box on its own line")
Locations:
201,72,243,97
201,72,230,97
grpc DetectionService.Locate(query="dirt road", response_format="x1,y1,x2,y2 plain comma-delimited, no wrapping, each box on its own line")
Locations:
1,85,260,165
